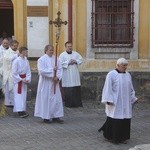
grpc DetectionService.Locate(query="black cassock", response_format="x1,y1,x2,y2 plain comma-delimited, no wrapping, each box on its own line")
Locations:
62,86,83,108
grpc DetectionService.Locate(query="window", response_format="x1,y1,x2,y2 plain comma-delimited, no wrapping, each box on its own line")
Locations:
91,0,134,48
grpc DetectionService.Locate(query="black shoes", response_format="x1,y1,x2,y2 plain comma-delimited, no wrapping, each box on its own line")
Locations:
121,140,128,144
105,138,128,144
52,118,64,124
43,118,64,124
43,119,52,124
6,105,14,108
18,111,29,118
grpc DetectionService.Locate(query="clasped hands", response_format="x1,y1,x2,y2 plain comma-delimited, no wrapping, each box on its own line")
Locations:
69,59,77,65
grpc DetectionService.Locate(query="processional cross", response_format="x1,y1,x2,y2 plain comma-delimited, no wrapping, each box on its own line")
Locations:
49,11,67,94
49,11,67,43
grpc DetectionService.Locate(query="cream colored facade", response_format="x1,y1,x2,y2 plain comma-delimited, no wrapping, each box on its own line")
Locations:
10,0,150,71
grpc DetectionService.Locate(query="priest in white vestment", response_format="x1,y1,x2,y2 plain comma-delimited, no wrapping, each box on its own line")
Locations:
0,38,9,96
98,58,138,144
34,45,64,124
2,40,19,106
12,47,31,118
0,32,12,45
59,41,83,107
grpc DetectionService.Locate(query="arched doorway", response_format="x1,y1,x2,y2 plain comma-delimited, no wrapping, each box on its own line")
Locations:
0,0,14,39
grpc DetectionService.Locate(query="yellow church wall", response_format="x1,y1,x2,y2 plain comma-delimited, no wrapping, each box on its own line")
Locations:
11,0,88,59
11,0,27,47
11,0,150,60
139,0,150,59
72,0,86,58
49,0,150,60
49,0,68,55
49,0,86,57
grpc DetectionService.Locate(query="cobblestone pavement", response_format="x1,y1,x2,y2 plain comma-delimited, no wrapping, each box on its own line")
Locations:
0,100,150,150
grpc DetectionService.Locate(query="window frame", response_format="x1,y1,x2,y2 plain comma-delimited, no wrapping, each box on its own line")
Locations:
91,0,135,48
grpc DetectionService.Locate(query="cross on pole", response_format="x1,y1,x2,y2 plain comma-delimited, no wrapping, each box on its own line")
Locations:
49,11,68,28
49,11,67,94
49,11,68,43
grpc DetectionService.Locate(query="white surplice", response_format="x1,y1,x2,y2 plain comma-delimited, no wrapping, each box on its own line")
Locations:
0,45,8,54
59,51,82,87
2,48,18,106
34,54,64,120
101,70,137,119
12,56,31,112
0,45,8,89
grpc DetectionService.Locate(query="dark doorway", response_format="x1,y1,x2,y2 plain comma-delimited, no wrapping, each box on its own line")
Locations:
0,0,14,38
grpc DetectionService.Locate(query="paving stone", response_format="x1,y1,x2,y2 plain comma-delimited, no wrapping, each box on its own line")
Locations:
129,144,150,150
0,100,150,150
